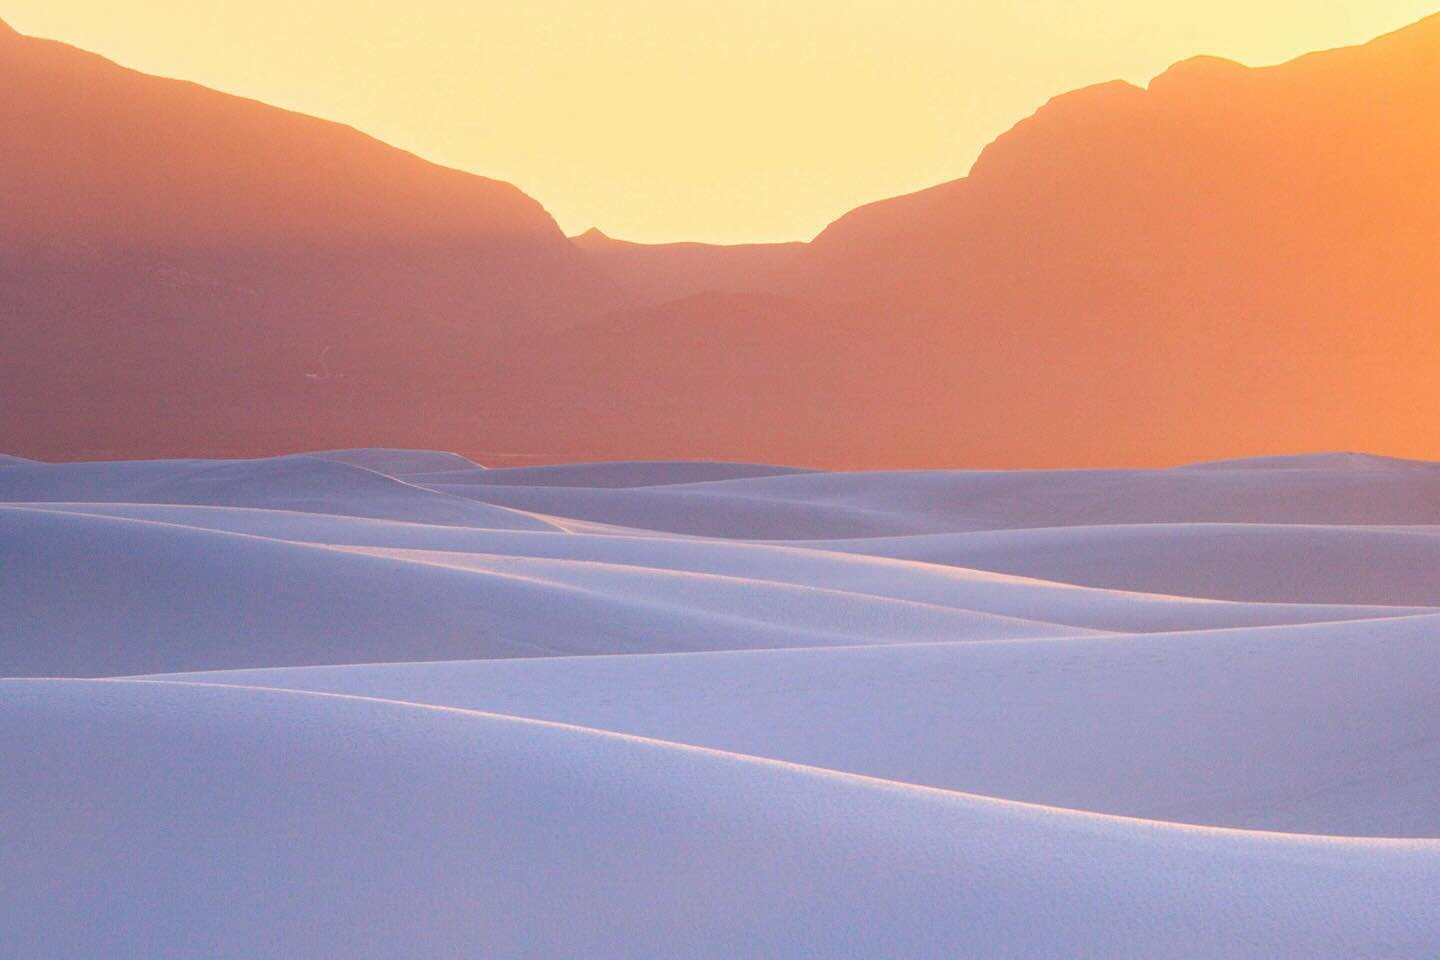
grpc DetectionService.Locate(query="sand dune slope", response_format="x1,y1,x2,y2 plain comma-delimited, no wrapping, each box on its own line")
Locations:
418,454,1440,537
4,678,1437,960
0,506,1084,677
0,454,553,528
5,450,1440,955
182,612,1440,836
796,522,1440,604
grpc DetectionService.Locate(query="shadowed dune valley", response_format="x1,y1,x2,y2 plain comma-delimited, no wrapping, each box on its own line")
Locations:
4,4,1440,958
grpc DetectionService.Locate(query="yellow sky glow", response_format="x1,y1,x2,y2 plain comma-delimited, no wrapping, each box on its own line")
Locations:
5,1,1437,243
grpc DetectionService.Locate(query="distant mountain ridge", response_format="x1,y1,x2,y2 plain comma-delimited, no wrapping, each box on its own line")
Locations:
0,18,618,460
571,228,802,306
0,17,555,249
524,12,1440,466
4,14,1440,465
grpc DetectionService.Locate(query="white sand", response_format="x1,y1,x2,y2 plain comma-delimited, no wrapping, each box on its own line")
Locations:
3,449,1439,956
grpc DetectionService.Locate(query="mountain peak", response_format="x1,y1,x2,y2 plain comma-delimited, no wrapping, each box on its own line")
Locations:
1148,55,1248,93
572,227,617,250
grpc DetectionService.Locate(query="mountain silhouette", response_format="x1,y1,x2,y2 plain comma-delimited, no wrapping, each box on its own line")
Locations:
5,14,1440,464
572,229,803,306
531,13,1440,466
0,19,614,459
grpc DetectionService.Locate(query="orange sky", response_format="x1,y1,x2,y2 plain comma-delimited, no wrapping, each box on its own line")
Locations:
6,1,1436,243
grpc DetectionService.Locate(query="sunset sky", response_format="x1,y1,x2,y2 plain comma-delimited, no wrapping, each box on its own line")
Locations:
6,1,1435,243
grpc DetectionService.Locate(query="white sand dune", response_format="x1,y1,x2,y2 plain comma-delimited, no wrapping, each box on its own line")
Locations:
30,499,1440,611
6,502,1425,678
4,678,1438,960
180,612,1440,836
4,449,1440,955
423,453,1440,537
407,458,817,487
792,522,1440,604
304,447,485,476
0,506,1085,677
0,454,553,528
26,500,1429,627
1181,452,1427,471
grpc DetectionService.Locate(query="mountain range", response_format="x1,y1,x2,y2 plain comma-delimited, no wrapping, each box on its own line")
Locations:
3,13,1438,465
